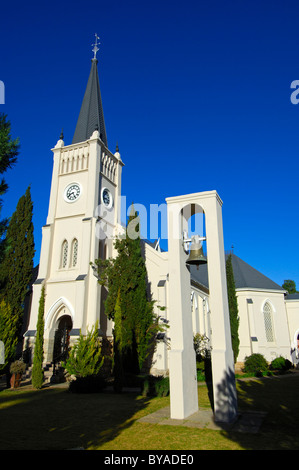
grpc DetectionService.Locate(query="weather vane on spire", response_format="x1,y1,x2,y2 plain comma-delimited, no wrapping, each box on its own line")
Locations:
92,33,100,59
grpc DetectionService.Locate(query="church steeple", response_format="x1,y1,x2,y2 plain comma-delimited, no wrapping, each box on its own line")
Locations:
72,36,107,146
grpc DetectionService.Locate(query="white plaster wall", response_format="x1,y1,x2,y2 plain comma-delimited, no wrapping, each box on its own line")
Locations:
285,299,299,352
236,289,291,363
144,243,169,374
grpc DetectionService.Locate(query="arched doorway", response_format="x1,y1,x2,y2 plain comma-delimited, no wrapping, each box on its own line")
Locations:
53,315,73,365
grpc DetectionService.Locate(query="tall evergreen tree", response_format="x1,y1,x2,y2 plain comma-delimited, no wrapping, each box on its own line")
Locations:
94,206,158,375
0,186,35,339
0,114,19,264
0,299,18,374
226,254,240,363
112,290,125,392
0,114,19,187
31,285,45,389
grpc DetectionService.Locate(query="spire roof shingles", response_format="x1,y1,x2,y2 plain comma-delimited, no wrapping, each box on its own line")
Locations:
72,58,107,146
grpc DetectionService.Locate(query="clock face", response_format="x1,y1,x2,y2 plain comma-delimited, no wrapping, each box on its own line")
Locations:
101,187,113,209
64,183,81,202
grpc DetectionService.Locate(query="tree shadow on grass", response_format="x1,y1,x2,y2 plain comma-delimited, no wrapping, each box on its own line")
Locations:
219,373,299,450
0,385,153,450
2,374,299,450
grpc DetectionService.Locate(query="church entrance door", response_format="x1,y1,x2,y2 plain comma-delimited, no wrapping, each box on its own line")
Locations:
53,315,73,365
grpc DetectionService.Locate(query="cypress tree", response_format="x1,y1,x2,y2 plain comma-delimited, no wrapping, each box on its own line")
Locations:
94,206,157,375
31,285,45,389
0,299,18,376
0,186,35,339
0,114,19,265
0,114,19,187
112,290,124,392
226,254,240,363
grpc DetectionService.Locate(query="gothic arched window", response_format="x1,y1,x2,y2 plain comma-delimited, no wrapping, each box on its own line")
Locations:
61,240,68,268
263,301,275,342
71,238,78,267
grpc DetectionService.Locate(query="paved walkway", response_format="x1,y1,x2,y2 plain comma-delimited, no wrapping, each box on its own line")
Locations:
138,372,299,433
138,406,267,433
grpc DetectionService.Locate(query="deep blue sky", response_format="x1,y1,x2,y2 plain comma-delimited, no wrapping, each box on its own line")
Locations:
1,0,299,288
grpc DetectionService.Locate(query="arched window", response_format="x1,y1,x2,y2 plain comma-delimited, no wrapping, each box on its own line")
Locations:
263,301,275,342
71,238,78,267
61,240,68,268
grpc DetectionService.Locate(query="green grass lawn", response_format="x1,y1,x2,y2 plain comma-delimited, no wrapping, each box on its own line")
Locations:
1,373,299,450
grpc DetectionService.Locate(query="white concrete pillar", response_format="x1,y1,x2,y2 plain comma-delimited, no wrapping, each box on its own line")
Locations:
166,199,198,420
166,191,238,423
203,193,238,423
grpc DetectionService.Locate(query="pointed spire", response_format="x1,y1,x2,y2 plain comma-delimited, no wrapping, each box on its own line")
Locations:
72,45,107,146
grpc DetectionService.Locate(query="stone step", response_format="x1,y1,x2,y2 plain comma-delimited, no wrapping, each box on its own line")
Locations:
24,362,55,382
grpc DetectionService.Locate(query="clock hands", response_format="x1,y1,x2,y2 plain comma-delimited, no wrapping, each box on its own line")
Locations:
65,184,80,202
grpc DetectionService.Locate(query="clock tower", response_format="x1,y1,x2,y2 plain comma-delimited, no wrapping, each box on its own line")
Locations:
26,42,124,362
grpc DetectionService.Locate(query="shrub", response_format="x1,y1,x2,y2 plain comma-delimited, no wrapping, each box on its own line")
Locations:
270,356,292,372
62,322,105,393
142,375,170,397
62,322,104,378
193,333,211,361
10,359,26,375
155,376,169,397
244,353,268,376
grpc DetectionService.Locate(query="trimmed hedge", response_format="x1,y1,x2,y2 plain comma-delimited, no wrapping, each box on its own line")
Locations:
244,353,293,377
244,353,269,376
270,356,292,372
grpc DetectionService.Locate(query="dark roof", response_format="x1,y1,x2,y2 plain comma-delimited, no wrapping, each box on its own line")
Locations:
190,263,209,291
190,253,284,292
72,59,107,146
286,293,299,300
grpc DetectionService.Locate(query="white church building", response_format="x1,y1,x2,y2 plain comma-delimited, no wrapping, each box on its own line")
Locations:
25,46,299,374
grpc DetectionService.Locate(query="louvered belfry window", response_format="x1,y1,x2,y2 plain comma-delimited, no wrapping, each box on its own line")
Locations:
61,240,68,268
72,238,78,267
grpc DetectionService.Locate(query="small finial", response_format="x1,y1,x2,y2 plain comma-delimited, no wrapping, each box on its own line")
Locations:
92,33,100,60
115,142,119,152
60,128,64,140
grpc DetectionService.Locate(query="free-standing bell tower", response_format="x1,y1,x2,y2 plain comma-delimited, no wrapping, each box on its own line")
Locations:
166,191,238,423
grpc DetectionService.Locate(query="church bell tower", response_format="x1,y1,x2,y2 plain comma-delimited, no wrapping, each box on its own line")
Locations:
26,37,124,362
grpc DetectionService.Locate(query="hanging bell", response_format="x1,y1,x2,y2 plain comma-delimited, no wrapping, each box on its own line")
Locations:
186,235,207,269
